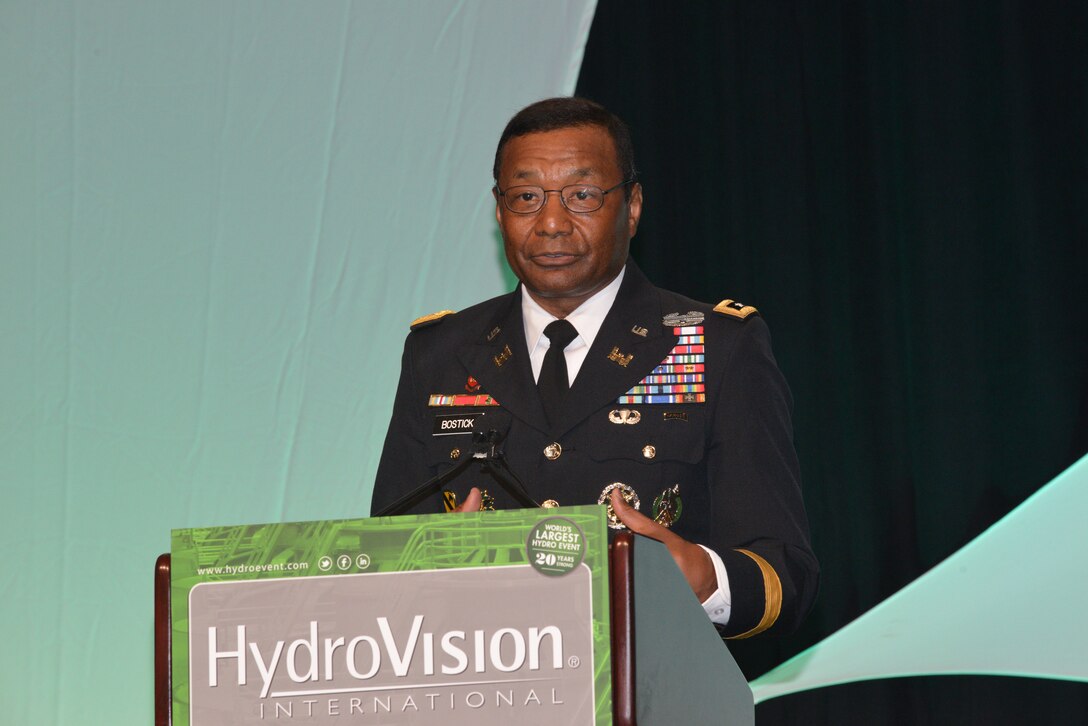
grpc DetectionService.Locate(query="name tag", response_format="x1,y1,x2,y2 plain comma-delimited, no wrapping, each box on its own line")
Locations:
432,413,480,436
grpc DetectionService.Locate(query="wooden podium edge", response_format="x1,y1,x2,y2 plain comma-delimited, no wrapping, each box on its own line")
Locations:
610,532,636,726
154,553,171,726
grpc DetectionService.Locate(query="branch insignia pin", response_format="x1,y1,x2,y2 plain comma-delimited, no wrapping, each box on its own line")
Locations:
607,346,634,367
493,344,512,368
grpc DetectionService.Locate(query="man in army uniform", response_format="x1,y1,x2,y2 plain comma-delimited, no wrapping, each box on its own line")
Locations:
372,97,818,638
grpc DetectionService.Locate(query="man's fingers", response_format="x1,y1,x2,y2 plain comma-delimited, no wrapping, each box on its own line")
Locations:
610,488,669,541
453,487,483,513
610,489,716,600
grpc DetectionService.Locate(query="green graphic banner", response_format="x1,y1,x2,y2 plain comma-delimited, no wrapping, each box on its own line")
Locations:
171,506,612,725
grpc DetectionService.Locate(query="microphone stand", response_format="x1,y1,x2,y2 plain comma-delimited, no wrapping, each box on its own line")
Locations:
475,429,539,510
372,429,540,517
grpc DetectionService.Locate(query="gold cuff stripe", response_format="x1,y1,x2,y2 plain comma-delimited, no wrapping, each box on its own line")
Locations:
726,549,782,640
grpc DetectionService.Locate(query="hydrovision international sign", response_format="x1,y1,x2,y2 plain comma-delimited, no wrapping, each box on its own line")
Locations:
170,507,612,725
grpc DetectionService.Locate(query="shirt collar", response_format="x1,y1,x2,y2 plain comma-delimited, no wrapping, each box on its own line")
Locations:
522,266,626,355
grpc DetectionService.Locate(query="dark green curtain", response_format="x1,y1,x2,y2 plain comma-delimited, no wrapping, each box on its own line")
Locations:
578,2,1088,723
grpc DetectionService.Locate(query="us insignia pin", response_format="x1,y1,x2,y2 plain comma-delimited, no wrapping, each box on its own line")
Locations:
663,311,705,327
487,326,501,341
631,325,649,337
607,346,634,367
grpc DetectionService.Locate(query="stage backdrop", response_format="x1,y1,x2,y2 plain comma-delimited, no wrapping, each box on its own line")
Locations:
577,1,1088,723
0,2,596,724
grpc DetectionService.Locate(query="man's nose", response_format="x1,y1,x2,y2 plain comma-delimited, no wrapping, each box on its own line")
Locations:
534,191,573,235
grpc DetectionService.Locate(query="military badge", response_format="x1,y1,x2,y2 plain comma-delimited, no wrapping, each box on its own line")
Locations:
713,299,759,320
652,484,683,528
465,376,480,393
480,489,496,511
663,311,705,327
428,393,500,407
607,346,634,367
618,325,707,404
493,344,512,368
608,409,641,425
598,482,640,530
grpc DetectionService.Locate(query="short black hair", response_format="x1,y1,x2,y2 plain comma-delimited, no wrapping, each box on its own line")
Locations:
492,97,637,188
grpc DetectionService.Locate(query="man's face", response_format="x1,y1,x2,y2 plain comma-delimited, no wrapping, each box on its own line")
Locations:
494,125,642,317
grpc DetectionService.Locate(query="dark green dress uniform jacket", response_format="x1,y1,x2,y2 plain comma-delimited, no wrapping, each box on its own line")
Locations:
372,262,818,638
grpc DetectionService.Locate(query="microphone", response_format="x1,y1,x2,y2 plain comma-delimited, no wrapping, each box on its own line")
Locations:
372,409,536,517
468,410,538,509
470,410,512,460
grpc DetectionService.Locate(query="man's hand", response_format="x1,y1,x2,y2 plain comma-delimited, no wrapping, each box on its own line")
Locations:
452,487,483,513
610,488,717,602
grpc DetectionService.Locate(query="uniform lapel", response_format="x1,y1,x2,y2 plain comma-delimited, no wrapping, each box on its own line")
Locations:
456,289,550,434
555,263,678,436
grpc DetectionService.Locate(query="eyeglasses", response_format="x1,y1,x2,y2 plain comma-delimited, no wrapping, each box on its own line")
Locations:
495,179,635,214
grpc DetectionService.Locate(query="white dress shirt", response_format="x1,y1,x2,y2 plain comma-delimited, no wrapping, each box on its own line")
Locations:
523,267,626,383
520,268,733,626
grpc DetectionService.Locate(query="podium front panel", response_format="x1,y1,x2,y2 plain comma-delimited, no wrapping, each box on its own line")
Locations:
170,507,612,725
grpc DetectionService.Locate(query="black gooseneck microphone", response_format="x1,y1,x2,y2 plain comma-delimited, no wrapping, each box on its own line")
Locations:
372,411,538,517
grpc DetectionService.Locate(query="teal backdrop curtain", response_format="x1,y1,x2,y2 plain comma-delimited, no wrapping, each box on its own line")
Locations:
578,1,1088,723
0,2,597,723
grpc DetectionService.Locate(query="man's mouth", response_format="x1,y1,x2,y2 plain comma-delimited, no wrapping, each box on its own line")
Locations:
532,252,580,266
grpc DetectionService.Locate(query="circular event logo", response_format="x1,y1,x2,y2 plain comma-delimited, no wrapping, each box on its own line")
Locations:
526,517,587,577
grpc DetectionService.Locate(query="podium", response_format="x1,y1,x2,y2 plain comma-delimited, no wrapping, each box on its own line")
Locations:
155,509,753,725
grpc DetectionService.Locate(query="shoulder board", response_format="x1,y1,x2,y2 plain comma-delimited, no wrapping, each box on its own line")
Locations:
410,309,456,331
713,299,759,320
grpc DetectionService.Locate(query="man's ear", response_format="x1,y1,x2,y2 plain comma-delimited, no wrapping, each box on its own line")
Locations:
626,183,643,238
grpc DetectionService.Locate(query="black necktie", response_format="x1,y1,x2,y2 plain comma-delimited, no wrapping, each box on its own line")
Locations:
538,319,579,425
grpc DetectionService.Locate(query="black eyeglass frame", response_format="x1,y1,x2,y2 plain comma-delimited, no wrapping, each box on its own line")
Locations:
494,179,636,215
